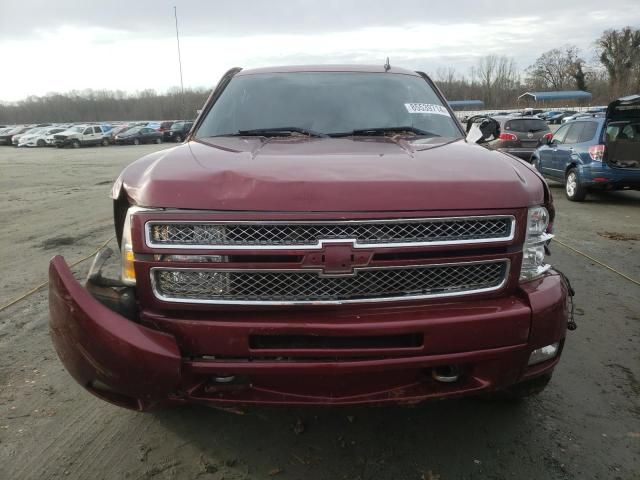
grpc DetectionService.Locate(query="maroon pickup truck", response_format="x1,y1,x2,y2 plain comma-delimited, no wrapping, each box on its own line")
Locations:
49,65,569,410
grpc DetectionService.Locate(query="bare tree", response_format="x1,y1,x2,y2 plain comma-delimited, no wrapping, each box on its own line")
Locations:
469,55,519,107
526,46,586,91
596,27,640,97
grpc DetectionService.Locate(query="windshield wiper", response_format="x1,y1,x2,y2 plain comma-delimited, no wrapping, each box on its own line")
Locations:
328,126,436,137
222,127,328,138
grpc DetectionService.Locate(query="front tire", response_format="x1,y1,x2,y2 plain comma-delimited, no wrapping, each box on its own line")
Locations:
174,134,183,143
37,139,45,147
101,138,109,146
133,138,140,146
71,139,81,149
565,168,586,202
155,137,162,144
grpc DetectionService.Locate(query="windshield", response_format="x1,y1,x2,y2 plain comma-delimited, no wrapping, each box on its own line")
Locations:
69,126,84,133
196,72,461,139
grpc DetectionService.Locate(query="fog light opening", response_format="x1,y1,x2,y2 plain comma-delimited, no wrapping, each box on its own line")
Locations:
528,342,560,366
432,365,460,383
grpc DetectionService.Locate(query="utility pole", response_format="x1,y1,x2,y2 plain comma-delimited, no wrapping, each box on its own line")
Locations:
174,6,185,118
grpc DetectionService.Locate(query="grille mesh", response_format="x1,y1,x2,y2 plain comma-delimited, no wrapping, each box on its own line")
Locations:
153,261,508,304
148,217,513,248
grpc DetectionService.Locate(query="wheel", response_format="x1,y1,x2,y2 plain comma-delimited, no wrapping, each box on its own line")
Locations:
101,138,109,146
133,138,140,146
485,373,553,401
155,137,162,144
565,168,586,202
72,139,81,149
37,139,45,147
174,134,183,143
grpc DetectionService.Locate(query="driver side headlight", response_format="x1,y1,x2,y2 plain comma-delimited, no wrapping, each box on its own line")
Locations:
519,206,553,282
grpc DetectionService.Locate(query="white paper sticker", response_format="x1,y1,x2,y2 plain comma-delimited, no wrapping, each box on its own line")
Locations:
404,103,450,116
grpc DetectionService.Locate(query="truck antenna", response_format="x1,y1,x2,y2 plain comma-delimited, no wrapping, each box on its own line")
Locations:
384,57,391,72
174,6,185,117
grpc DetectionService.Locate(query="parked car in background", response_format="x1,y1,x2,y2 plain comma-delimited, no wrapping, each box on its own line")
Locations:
13,126,48,146
547,111,576,124
54,125,110,148
532,94,640,201
484,116,551,161
44,127,71,146
108,124,133,141
114,126,163,145
0,127,13,141
147,121,174,133
0,126,29,145
538,111,561,121
164,120,193,142
18,127,67,147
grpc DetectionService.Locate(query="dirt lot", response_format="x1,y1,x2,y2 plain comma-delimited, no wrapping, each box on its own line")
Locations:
1,144,639,480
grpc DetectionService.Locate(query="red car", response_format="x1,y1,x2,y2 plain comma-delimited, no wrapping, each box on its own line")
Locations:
49,65,569,410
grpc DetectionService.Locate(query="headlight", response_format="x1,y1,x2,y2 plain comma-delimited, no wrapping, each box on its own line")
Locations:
120,207,156,285
520,206,553,282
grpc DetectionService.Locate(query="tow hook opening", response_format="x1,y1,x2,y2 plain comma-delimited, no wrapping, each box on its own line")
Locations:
432,365,461,383
203,375,251,393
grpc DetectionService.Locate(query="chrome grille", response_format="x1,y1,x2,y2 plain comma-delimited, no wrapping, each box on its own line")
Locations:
151,260,509,305
147,216,514,249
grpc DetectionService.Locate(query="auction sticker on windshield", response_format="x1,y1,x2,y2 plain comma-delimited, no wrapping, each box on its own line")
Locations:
404,103,450,116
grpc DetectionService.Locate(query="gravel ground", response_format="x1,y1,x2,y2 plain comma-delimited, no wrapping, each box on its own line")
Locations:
0,144,639,480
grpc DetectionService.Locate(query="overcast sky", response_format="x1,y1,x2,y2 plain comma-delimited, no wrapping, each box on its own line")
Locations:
0,0,638,102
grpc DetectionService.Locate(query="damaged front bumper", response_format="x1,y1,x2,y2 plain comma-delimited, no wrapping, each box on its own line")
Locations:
49,255,568,410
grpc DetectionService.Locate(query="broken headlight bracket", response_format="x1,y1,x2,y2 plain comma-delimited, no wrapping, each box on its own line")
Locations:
85,247,138,321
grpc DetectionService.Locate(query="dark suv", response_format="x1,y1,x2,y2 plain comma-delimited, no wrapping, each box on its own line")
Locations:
487,116,551,161
164,120,193,142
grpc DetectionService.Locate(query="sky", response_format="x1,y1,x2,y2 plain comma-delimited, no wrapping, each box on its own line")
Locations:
0,0,639,102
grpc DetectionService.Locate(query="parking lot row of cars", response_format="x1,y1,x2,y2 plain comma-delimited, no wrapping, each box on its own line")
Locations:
466,98,640,202
0,120,194,148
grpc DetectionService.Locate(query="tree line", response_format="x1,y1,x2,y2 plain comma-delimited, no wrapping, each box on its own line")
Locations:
435,26,640,108
1,26,639,123
0,87,210,124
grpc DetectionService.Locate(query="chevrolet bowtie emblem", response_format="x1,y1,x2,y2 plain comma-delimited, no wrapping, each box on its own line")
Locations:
302,240,373,276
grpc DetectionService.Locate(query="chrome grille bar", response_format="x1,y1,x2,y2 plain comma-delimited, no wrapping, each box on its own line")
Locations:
146,216,515,250
151,260,509,305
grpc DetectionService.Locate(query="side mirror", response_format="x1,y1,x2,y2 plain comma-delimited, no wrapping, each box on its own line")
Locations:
465,116,500,144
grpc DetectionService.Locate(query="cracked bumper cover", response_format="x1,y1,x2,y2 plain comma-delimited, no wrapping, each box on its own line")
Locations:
49,255,568,410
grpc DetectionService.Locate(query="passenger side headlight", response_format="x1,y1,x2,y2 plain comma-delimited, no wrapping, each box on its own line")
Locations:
121,208,138,286
519,206,553,282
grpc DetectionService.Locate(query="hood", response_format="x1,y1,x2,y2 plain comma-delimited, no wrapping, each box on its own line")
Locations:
114,137,545,212
606,94,640,122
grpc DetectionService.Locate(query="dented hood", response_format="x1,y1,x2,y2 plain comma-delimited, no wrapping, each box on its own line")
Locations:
113,136,544,212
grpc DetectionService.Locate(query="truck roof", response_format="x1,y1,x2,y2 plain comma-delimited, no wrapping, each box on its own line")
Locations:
236,64,420,76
